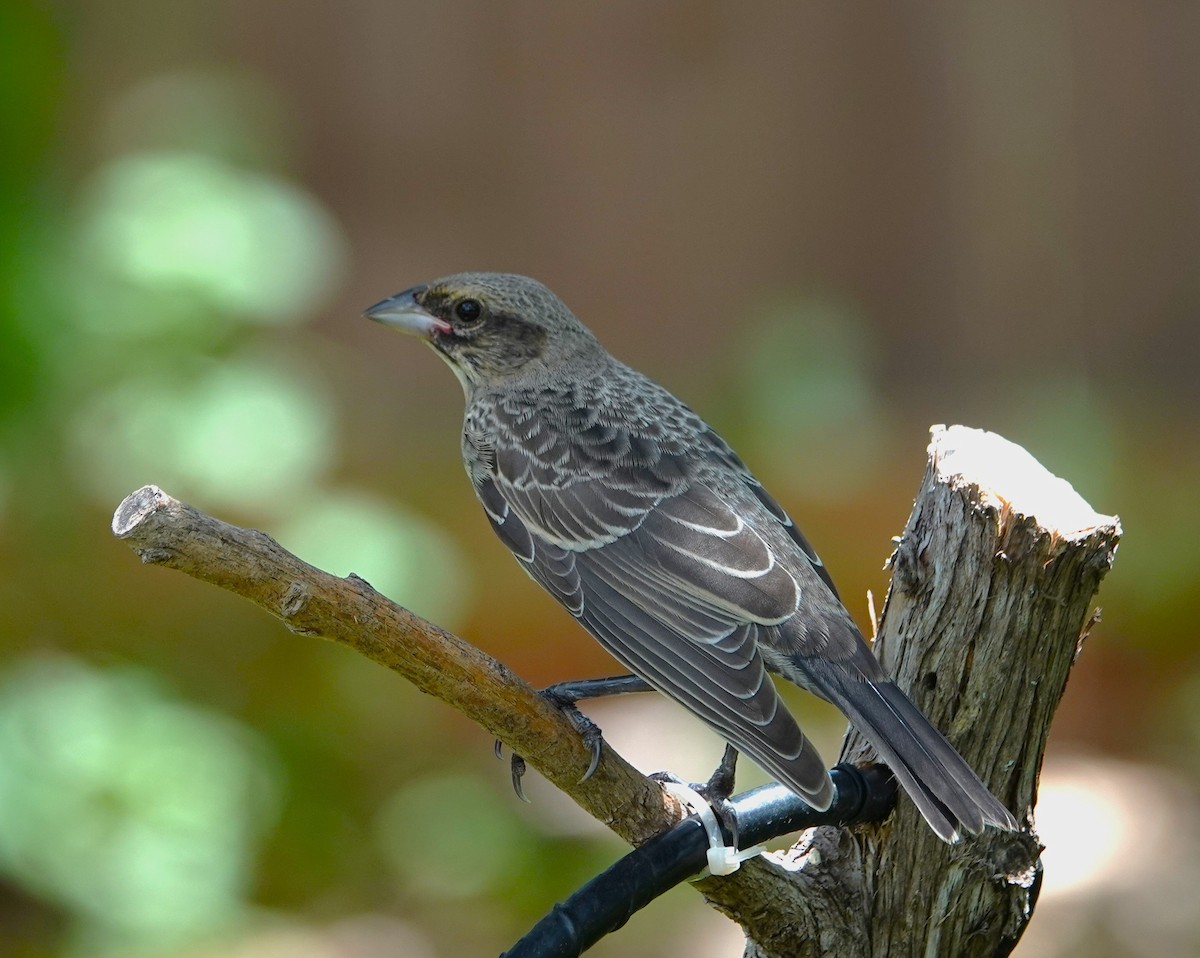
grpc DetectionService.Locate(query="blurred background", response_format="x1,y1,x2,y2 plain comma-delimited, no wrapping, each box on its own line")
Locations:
2,2,1197,956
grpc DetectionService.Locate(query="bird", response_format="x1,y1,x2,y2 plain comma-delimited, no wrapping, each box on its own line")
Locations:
364,272,1017,843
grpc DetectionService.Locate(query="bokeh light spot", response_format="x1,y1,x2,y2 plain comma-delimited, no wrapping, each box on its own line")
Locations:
0,657,281,951
71,356,334,509
76,150,345,332
276,491,472,630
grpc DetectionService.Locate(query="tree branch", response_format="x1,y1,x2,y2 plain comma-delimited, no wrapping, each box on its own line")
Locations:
111,485,674,847
111,424,1120,957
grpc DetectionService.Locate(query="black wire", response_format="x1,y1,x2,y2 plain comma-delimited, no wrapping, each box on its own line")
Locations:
500,764,897,958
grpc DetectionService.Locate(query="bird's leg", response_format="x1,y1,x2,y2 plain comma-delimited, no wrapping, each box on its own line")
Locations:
499,674,655,801
704,742,740,802
539,674,656,704
650,743,741,848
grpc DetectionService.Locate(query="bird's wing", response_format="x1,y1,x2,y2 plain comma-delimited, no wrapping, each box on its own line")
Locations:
476,464,833,803
744,481,841,599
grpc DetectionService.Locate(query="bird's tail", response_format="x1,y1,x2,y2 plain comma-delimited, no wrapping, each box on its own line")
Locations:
810,668,1017,842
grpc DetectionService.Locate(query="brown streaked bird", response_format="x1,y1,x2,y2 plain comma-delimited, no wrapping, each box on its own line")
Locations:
365,272,1016,842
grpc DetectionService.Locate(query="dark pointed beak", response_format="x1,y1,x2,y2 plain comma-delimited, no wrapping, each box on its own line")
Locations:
363,286,451,337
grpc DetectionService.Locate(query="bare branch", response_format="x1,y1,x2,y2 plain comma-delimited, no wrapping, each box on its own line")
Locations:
112,485,674,846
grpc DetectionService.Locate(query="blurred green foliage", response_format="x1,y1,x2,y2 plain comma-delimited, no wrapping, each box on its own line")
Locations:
0,9,510,954
0,659,279,955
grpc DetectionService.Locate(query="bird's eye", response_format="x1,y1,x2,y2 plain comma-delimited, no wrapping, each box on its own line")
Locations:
454,298,483,324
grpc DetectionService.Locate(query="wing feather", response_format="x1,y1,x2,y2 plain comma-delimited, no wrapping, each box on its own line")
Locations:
473,399,834,806
575,570,830,802
480,473,831,805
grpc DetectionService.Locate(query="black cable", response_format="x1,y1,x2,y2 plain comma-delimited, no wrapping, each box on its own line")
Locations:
500,764,897,958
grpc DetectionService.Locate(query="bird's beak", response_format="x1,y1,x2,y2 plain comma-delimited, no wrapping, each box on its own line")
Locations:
363,286,452,338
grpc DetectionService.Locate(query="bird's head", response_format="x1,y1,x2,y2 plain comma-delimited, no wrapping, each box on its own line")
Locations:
364,272,602,392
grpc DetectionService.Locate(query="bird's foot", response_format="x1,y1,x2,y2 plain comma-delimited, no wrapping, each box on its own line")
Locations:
496,687,606,802
651,744,741,848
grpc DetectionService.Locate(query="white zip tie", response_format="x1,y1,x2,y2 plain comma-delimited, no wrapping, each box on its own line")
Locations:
660,780,765,876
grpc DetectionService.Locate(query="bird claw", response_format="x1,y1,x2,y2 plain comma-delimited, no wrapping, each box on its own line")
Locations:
495,695,606,801
510,753,530,803
494,742,533,802
576,716,604,782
